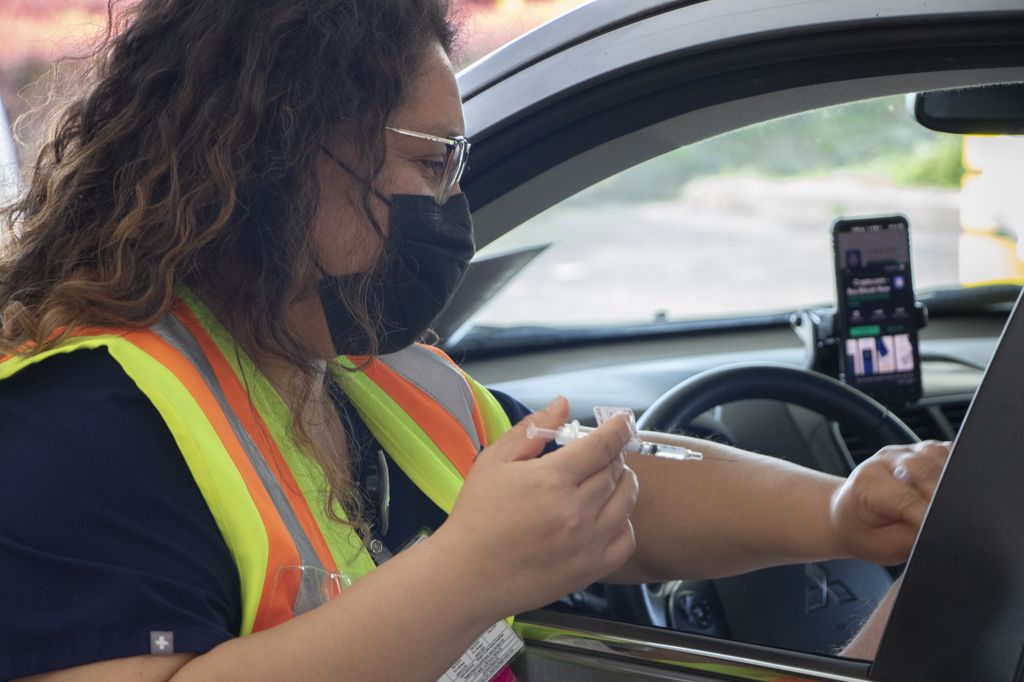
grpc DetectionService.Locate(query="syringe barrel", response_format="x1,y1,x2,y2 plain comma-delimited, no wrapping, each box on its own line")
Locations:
553,421,585,446
527,423,559,440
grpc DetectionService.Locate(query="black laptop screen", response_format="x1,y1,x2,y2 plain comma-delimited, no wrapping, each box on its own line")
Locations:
873,290,1024,681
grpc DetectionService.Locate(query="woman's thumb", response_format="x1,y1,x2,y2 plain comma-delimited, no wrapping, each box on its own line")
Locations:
484,396,570,464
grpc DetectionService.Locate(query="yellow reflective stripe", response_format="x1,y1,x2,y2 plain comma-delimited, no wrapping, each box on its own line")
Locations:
275,424,377,576
0,338,269,634
178,290,376,577
0,335,124,379
107,341,269,634
333,357,464,514
245,375,375,576
465,377,514,444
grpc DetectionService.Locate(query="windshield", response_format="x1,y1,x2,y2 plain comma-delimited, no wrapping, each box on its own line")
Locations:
470,95,1024,330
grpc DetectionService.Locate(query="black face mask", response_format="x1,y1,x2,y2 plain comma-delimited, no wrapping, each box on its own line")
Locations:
318,193,475,355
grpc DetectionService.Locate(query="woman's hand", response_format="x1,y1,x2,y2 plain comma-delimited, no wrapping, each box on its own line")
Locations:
830,440,951,565
431,397,639,619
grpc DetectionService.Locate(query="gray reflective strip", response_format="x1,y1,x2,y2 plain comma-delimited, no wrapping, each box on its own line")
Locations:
379,345,482,452
151,315,326,616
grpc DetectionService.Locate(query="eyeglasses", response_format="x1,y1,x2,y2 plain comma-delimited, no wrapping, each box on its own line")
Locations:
386,126,470,205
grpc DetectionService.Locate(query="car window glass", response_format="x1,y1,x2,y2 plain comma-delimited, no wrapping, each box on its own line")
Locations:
472,95,1024,329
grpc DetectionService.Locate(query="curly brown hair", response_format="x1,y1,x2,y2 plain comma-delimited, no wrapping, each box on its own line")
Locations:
0,0,457,537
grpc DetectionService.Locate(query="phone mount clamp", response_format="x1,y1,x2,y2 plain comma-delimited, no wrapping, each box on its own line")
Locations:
790,301,928,380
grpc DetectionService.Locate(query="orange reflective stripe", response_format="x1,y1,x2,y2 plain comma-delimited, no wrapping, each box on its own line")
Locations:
4,319,355,633
171,303,339,575
419,345,491,447
117,327,302,631
350,354,478,477
6,319,490,632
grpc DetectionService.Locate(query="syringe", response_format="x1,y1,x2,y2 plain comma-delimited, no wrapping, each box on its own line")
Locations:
527,419,703,461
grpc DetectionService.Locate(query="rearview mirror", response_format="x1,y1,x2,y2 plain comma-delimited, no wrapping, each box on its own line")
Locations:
909,82,1024,135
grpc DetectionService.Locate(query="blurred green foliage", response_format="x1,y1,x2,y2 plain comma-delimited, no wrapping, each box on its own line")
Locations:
570,95,963,206
887,134,964,187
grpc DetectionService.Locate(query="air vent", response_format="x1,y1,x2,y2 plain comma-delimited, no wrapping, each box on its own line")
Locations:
895,406,947,442
837,403,957,463
939,401,971,437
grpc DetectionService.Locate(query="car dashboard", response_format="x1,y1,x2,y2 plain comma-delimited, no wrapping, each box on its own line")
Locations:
462,309,1004,458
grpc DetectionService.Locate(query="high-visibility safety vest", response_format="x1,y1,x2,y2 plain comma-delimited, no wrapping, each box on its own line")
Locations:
0,290,512,635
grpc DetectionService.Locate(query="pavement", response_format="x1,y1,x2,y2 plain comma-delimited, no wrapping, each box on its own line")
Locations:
473,174,961,327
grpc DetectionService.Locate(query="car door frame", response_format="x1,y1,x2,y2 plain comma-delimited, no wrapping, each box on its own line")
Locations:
456,1,1024,680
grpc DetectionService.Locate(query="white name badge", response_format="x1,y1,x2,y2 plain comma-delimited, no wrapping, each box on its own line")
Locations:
438,620,522,682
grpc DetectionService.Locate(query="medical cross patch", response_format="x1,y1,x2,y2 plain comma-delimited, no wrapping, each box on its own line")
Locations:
150,631,175,655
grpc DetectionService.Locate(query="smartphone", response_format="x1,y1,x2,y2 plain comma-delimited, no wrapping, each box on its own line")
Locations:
832,215,922,406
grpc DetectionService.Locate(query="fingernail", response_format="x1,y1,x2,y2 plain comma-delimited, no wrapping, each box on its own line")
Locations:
893,465,911,484
542,396,565,412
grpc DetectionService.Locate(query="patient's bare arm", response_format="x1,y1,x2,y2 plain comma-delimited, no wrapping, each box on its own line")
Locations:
841,575,902,660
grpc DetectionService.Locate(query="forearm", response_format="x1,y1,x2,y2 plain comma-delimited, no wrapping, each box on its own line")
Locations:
608,432,845,582
173,536,499,682
841,576,901,660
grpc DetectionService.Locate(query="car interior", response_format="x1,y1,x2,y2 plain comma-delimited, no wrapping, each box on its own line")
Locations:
442,14,1024,675
1,2,1021,681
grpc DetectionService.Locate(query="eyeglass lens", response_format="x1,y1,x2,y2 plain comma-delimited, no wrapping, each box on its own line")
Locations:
438,138,469,204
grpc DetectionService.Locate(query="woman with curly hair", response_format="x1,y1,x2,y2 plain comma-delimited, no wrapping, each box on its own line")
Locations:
0,0,946,679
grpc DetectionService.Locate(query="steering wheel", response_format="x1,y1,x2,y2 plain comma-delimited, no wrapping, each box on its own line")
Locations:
605,363,919,652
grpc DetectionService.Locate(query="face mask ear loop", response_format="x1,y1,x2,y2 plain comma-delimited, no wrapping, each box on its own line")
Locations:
319,145,392,207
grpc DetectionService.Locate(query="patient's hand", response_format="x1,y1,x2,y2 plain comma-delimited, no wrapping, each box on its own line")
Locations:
833,441,950,660
829,440,951,566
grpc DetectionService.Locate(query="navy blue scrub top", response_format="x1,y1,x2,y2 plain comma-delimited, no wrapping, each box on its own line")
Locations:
0,348,539,680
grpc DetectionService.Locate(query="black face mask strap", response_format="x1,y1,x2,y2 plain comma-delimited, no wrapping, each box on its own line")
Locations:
320,145,392,207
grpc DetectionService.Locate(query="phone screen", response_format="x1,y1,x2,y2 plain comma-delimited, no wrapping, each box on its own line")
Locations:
833,216,922,405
